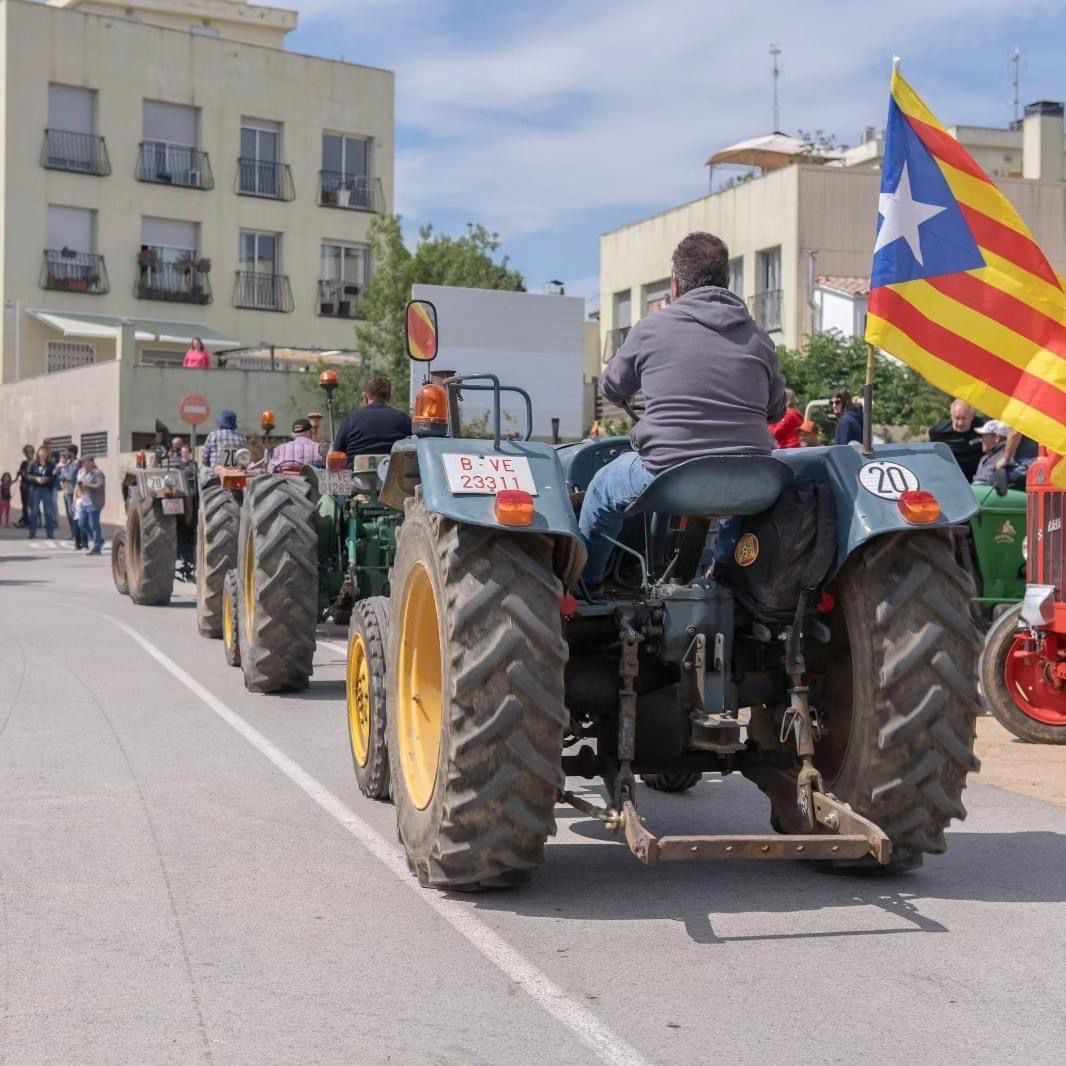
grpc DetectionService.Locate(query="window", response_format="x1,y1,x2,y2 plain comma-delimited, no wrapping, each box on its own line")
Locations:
642,279,671,315
48,205,94,253
240,230,279,274
240,119,289,199
613,290,632,329
139,348,186,368
139,101,211,188
42,207,108,293
728,257,744,300
756,246,781,292
138,219,209,304
49,84,94,135
319,242,370,318
44,435,73,455
47,342,95,373
235,231,293,311
752,246,783,332
44,85,108,175
321,132,374,209
80,431,108,458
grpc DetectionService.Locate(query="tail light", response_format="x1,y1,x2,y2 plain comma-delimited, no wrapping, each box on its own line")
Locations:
221,474,247,490
495,490,535,527
414,383,449,436
135,451,146,469
326,451,349,472
897,490,941,525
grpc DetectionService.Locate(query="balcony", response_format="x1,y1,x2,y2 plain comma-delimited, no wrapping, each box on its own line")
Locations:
40,250,109,295
317,278,364,319
749,288,783,332
236,158,295,201
41,129,111,176
233,271,294,312
135,251,212,305
318,172,384,212
136,141,214,190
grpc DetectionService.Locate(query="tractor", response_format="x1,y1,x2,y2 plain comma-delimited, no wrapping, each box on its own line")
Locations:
365,300,981,891
958,481,1027,623
980,450,1066,743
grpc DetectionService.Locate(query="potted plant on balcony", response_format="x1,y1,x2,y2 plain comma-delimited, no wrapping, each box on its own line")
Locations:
195,257,211,275
176,253,196,276
137,247,160,270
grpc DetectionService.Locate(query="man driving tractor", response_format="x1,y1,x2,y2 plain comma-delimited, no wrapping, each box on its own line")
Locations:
580,231,786,593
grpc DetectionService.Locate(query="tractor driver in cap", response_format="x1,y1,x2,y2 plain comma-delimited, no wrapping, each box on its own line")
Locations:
268,418,326,473
199,409,248,485
580,231,786,595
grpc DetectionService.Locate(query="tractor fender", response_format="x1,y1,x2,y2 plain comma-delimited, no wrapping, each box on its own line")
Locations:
381,436,584,547
775,442,979,573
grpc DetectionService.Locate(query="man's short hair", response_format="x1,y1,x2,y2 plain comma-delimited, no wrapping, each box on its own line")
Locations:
365,377,392,402
671,232,730,294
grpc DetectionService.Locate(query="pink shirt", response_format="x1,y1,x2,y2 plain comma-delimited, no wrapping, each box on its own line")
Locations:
183,349,211,368
268,434,323,473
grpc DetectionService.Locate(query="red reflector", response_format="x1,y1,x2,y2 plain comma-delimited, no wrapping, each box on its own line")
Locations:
897,489,941,525
221,475,247,490
560,593,578,617
817,592,836,614
494,489,535,527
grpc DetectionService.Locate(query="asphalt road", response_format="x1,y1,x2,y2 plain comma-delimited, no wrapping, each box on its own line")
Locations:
2,526,1064,1065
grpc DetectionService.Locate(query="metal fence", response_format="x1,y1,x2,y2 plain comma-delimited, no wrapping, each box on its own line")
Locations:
236,158,295,201
41,129,111,176
233,271,295,312
136,142,214,190
40,251,110,295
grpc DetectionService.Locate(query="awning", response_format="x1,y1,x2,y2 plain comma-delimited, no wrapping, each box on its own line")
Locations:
706,133,842,170
28,310,239,348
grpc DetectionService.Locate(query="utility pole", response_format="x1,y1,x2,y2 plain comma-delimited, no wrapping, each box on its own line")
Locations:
770,43,782,132
1010,47,1022,124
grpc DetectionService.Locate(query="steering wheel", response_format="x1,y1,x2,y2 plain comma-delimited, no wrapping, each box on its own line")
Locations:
621,400,640,424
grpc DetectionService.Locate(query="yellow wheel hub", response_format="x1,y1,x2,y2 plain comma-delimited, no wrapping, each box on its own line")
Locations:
348,632,372,767
397,563,443,810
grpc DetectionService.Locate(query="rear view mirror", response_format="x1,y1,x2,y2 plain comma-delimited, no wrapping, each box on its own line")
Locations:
405,300,438,363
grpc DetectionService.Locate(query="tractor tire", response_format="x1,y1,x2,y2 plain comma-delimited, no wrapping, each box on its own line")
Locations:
126,489,177,606
196,485,240,639
388,499,568,890
222,568,241,668
347,596,391,800
111,529,129,596
980,604,1066,744
237,475,318,693
641,771,702,793
811,530,981,873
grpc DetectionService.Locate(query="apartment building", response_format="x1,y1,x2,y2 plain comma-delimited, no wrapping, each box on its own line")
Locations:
600,101,1066,358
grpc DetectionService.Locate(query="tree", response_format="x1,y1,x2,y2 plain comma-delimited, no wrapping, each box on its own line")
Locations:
315,217,526,417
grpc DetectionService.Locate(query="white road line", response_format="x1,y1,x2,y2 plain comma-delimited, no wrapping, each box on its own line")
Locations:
318,639,348,656
108,618,650,1066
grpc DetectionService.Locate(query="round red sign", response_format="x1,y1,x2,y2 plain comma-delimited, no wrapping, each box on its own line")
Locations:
179,393,211,427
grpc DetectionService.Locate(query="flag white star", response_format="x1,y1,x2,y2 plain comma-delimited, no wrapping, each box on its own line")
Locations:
873,161,945,266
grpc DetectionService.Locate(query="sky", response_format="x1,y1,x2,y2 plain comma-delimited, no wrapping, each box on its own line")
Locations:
275,0,1066,309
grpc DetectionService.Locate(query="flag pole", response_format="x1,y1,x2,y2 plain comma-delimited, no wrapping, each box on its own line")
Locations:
862,333,876,457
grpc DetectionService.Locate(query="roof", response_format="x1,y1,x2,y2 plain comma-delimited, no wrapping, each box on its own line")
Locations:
816,275,870,297
28,310,239,348
707,133,843,170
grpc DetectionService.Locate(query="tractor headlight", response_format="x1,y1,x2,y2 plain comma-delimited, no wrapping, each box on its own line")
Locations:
234,448,252,469
1021,536,1028,562
163,473,178,489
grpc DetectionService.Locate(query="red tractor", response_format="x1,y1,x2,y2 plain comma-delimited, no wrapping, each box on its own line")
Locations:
981,449,1066,742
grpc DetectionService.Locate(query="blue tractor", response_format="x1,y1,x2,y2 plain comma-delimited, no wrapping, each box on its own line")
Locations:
368,300,982,889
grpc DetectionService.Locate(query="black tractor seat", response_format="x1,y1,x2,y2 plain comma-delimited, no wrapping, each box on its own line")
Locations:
625,454,792,518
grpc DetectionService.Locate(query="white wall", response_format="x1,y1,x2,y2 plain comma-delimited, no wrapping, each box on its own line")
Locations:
409,285,585,441
815,288,867,339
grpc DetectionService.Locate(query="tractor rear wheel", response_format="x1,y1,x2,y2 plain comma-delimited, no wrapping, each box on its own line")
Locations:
196,485,240,638
641,772,702,793
388,499,568,890
237,475,318,692
809,530,981,872
347,597,391,799
111,529,129,596
222,568,241,668
980,604,1066,744
126,489,177,606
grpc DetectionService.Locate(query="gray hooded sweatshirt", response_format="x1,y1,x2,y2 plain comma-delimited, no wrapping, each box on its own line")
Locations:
601,286,786,473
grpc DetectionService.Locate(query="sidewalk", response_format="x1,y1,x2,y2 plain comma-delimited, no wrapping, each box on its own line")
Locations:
2,507,122,545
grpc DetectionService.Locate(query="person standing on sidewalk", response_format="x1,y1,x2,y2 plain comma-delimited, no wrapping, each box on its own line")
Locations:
13,444,34,527
26,447,58,540
57,445,87,549
76,455,106,554
0,472,12,527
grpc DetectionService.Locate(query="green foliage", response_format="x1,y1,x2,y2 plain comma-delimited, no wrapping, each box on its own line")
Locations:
309,217,526,419
778,331,951,434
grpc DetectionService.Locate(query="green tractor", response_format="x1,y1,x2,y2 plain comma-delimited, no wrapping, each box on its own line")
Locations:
958,482,1027,622
361,300,982,890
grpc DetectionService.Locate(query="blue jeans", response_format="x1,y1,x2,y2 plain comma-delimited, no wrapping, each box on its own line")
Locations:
578,452,655,587
79,507,103,553
28,486,57,538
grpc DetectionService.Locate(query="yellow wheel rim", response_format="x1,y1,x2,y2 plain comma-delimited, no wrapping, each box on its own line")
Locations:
348,631,372,767
242,529,256,637
222,582,236,653
397,563,443,810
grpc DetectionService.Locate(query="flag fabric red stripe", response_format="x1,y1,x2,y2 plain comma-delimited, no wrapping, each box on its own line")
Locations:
926,273,1066,361
869,287,1063,421
903,113,993,184
958,205,1059,286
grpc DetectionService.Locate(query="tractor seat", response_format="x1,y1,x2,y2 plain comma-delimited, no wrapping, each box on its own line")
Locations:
625,454,792,518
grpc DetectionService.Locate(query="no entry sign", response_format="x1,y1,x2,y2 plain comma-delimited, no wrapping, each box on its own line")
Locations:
179,393,211,427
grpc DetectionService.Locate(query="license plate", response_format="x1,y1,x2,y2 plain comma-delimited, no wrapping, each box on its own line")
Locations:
320,470,353,496
442,454,538,496
162,498,185,515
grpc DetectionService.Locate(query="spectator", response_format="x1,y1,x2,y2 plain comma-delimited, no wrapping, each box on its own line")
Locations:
180,445,192,464
268,418,325,473
998,427,1039,489
972,421,1010,484
76,455,106,554
12,444,34,527
798,420,820,447
56,444,86,549
26,446,57,539
183,337,211,369
831,388,864,445
168,436,186,466
0,472,11,527
199,410,247,485
770,388,803,449
333,377,412,461
928,399,985,481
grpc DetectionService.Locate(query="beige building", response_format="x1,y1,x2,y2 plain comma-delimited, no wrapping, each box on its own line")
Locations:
600,101,1066,359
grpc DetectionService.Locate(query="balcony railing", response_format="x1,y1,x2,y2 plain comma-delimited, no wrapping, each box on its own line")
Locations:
41,129,111,176
233,271,294,312
317,278,364,319
749,288,783,332
136,141,214,189
40,250,110,294
136,256,212,305
318,172,384,212
236,158,295,201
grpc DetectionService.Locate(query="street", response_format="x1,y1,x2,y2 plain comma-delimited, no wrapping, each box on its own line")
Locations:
2,527,1064,1066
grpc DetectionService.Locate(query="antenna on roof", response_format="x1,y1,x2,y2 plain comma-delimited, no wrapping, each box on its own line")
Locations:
1010,47,1023,124
770,43,782,132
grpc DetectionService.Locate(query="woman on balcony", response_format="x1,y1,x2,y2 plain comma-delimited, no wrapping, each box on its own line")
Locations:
183,337,211,369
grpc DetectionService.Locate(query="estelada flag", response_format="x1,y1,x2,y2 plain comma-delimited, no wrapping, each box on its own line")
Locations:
865,65,1066,486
